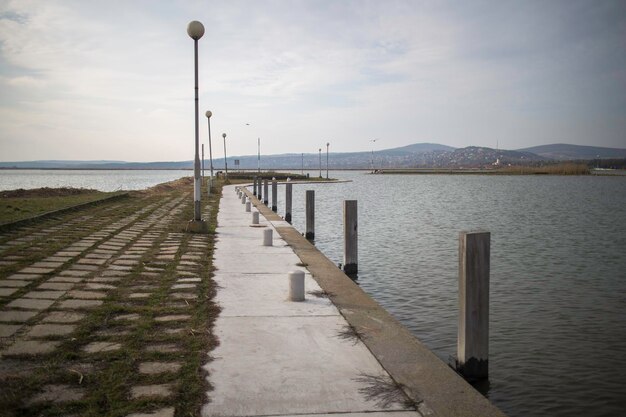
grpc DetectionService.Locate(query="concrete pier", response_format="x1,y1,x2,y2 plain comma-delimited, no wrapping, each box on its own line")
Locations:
202,184,507,417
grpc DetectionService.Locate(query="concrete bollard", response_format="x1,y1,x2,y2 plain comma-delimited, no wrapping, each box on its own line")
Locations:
263,228,273,246
252,211,259,225
288,270,305,301
263,180,269,206
457,230,490,380
253,176,257,196
271,180,278,212
245,201,251,212
241,194,246,204
343,200,358,275
305,190,315,240
285,183,292,223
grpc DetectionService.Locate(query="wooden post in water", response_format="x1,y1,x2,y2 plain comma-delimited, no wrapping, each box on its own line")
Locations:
257,178,262,201
253,176,257,196
271,180,278,212
343,200,358,274
305,190,314,240
285,183,293,223
457,230,490,380
263,179,269,206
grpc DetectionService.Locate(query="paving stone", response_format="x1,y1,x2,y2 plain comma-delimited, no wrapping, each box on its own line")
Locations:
54,251,82,257
6,273,42,280
130,384,173,399
129,293,151,299
162,328,185,335
171,284,196,290
177,278,201,283
7,298,55,310
58,270,90,277
138,362,181,375
0,280,30,288
38,282,75,291
85,283,116,290
156,255,175,261
170,293,197,300
154,315,191,322
89,277,122,283
126,407,175,417
95,328,131,337
0,324,21,337
145,343,181,353
114,313,140,321
31,261,63,269
23,290,66,300
108,265,133,271
101,270,129,277
0,310,39,323
83,341,121,353
85,253,114,259
19,267,55,274
77,258,107,265
49,276,84,283
68,290,106,300
57,299,103,309
44,256,73,262
1,340,60,355
27,324,76,338
0,288,19,297
42,311,85,323
28,384,85,403
71,264,99,271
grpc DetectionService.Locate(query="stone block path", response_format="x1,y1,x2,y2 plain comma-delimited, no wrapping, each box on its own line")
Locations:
202,185,421,416
0,179,218,416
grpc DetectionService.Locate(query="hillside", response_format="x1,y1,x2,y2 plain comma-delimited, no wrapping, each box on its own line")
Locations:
517,144,626,160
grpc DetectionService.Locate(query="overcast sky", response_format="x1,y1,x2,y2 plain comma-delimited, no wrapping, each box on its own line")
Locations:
0,0,624,162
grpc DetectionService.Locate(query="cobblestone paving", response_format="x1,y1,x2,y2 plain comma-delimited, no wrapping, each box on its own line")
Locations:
0,180,220,416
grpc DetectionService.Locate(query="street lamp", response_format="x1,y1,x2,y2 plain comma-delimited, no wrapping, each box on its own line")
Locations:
370,138,379,172
326,142,330,179
187,20,206,230
222,133,228,179
301,153,304,175
205,110,214,180
318,148,322,178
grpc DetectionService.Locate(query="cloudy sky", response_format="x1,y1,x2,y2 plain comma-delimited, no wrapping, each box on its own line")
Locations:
0,0,624,162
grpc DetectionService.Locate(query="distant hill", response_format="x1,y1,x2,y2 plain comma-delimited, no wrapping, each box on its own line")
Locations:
2,142,623,170
517,144,626,160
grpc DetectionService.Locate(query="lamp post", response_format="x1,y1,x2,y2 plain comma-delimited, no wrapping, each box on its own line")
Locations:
326,142,330,179
187,20,204,226
222,133,228,179
202,144,205,180
318,148,322,178
370,138,379,172
301,153,304,175
205,111,214,189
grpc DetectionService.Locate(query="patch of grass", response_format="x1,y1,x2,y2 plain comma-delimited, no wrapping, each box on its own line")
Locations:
0,191,122,224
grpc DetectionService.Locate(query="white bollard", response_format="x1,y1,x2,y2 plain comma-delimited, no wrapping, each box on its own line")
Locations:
241,194,246,204
252,211,259,225
263,229,273,246
245,201,251,212
288,270,305,301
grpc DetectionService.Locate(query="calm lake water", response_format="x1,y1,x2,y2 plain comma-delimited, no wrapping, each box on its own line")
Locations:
280,171,626,417
2,169,625,416
0,169,191,192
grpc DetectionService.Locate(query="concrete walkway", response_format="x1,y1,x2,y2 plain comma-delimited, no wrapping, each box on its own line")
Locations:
202,185,421,417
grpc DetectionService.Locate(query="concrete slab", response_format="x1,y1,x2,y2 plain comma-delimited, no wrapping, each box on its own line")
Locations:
23,291,66,300
0,324,21,338
27,324,76,338
1,340,60,356
214,273,337,317
0,310,39,323
214,251,306,274
0,288,19,297
6,298,54,310
203,315,410,416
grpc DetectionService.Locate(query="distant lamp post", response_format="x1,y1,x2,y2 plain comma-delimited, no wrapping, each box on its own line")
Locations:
318,148,322,178
326,142,330,179
186,20,207,233
222,133,228,179
370,138,379,172
301,153,304,175
205,110,214,181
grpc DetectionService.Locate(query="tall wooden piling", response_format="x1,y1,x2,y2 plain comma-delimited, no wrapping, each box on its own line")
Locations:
457,230,490,380
305,190,314,240
257,178,262,201
263,179,269,206
285,183,293,223
271,180,278,212
253,176,257,196
343,200,358,274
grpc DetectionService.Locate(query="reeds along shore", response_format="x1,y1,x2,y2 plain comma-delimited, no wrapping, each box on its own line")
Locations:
496,163,590,175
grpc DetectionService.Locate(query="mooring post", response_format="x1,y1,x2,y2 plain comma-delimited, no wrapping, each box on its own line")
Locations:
252,211,259,225
263,228,273,246
288,270,305,301
257,178,262,201
271,179,278,212
285,183,293,223
253,176,257,196
263,179,269,206
305,190,315,240
343,200,358,274
245,201,251,212
457,230,490,380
